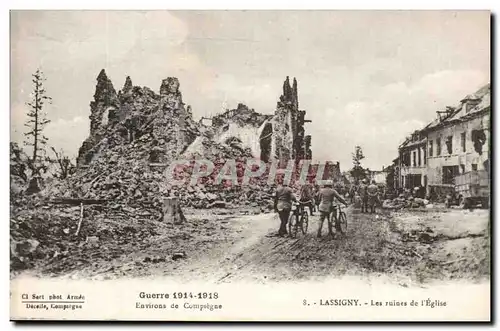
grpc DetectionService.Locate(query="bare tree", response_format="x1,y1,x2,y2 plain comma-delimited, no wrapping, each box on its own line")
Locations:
49,147,76,179
24,68,52,176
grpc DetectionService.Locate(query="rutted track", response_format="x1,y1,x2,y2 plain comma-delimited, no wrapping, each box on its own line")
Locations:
161,207,490,285
15,207,490,286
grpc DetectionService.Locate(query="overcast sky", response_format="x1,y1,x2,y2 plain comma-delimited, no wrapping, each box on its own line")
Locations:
11,10,490,170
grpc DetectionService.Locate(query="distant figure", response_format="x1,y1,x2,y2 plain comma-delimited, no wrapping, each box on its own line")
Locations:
349,183,358,204
418,185,425,199
299,182,315,216
313,184,321,209
367,180,379,214
429,187,436,201
274,183,297,237
359,179,369,213
317,180,348,237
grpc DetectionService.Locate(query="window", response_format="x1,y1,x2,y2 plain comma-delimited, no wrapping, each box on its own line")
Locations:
429,140,433,157
401,151,410,167
445,136,453,154
472,164,478,171
460,164,465,173
412,151,416,167
424,147,427,165
417,147,421,166
436,138,441,156
442,165,460,184
461,132,466,152
472,129,486,155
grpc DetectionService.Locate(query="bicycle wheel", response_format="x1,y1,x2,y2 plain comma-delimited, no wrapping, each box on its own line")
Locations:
339,211,347,234
301,212,309,235
288,213,298,238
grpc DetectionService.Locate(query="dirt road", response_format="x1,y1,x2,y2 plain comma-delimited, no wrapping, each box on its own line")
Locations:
19,205,490,286
165,207,489,286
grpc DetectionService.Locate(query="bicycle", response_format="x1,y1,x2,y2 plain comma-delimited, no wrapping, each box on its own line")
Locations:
329,204,348,235
288,201,310,238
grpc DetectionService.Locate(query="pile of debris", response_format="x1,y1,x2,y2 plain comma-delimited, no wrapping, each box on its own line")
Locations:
382,194,431,210
176,183,275,210
42,70,266,208
10,142,32,199
9,199,223,274
9,71,281,272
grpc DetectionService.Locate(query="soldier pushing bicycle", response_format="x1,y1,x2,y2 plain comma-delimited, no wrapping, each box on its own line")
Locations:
274,179,348,238
316,180,348,238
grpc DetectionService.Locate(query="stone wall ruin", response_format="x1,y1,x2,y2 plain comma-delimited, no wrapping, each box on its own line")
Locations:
76,70,197,167
77,71,312,171
270,76,312,163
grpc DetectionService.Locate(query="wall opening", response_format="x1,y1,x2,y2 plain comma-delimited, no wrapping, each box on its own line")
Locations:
101,106,114,126
472,129,486,155
404,174,422,189
259,122,273,163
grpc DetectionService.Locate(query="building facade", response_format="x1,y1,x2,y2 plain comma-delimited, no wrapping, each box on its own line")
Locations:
423,84,490,193
395,83,490,197
397,130,428,189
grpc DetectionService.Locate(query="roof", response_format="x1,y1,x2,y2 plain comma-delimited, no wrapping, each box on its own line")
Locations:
396,83,490,155
461,94,481,102
404,137,427,148
399,131,426,150
423,83,490,132
399,138,410,149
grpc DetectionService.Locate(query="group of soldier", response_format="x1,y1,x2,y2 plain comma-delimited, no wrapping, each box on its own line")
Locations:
273,180,348,238
349,178,381,214
273,178,380,238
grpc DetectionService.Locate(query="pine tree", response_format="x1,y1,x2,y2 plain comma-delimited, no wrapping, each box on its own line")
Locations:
350,145,366,183
24,68,52,175
352,145,365,167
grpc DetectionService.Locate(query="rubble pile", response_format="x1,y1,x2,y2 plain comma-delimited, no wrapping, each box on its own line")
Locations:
9,200,225,274
382,194,430,210
58,73,315,213
177,182,276,211
10,142,29,197
9,71,283,272
47,71,261,207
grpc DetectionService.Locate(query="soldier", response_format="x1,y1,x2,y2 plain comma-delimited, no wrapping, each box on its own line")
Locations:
359,179,369,213
299,181,315,216
317,180,348,237
367,180,379,214
349,183,358,204
274,182,297,237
